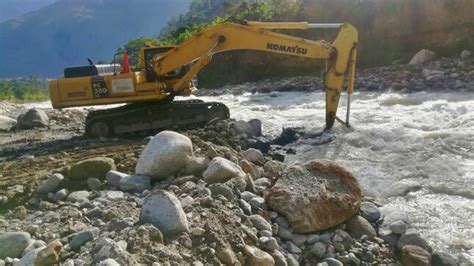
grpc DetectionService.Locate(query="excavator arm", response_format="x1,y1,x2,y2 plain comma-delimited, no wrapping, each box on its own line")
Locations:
153,22,358,130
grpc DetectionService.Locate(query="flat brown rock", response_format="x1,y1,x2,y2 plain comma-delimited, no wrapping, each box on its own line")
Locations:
264,160,362,233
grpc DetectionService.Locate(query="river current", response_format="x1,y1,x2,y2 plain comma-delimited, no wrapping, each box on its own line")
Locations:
196,90,474,260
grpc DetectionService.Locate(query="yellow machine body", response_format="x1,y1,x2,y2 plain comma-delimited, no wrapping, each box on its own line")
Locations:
49,21,358,130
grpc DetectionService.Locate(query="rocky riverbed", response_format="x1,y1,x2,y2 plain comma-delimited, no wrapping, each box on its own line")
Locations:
0,50,473,265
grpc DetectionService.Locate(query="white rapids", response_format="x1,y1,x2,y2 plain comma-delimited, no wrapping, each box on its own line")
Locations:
195,90,474,260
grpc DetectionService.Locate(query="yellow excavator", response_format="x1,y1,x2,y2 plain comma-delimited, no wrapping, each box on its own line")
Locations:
49,21,358,138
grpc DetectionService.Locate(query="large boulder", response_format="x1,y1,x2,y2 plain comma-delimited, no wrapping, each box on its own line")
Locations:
139,190,189,237
0,232,31,259
409,49,435,65
68,157,116,180
0,115,16,131
264,160,362,233
16,108,49,129
135,131,193,179
203,157,246,184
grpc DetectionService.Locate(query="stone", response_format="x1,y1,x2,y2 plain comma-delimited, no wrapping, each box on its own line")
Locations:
240,159,259,179
460,49,472,59
309,242,326,258
87,177,102,191
263,160,286,178
18,240,62,266
0,115,16,131
249,215,272,232
397,229,432,253
119,175,151,193
248,119,262,137
99,259,120,266
68,157,116,180
139,190,189,237
345,215,377,240
307,234,319,244
259,237,279,251
248,196,265,210
409,49,435,65
69,228,98,250
291,234,307,246
286,241,302,253
106,170,127,187
359,202,380,222
271,250,288,266
431,251,458,266
241,191,258,202
286,254,299,266
231,120,257,138
104,190,124,200
264,160,362,233
66,190,90,202
278,227,293,240
203,157,246,184
53,189,68,201
184,157,209,175
348,253,360,266
255,178,271,187
243,148,264,163
389,220,408,234
92,238,137,265
216,248,239,265
136,131,193,179
243,245,275,266
401,245,431,266
22,240,46,256
0,232,30,259
37,173,64,194
239,199,252,215
16,108,49,129
324,258,343,266
209,183,236,201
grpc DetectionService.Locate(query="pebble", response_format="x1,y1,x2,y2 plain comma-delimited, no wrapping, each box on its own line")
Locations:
240,191,258,202
66,190,90,202
309,242,326,258
389,220,408,234
87,178,102,191
238,199,252,215
278,227,293,240
286,241,302,254
53,189,68,201
37,173,64,194
248,196,265,210
69,228,98,250
249,215,273,232
359,202,381,222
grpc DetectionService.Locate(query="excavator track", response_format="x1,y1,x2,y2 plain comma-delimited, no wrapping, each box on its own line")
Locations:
85,99,230,138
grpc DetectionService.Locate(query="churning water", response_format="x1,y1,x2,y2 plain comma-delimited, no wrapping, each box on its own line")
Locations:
196,90,474,260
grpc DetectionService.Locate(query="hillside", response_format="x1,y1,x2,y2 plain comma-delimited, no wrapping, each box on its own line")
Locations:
0,0,190,77
0,0,56,23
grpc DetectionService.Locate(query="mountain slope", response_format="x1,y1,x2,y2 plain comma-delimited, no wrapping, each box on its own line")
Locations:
0,0,56,23
0,0,190,77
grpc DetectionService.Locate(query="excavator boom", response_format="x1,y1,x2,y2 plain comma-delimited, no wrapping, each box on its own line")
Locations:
49,21,358,137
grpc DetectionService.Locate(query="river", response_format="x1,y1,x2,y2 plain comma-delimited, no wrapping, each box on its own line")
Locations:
196,90,474,260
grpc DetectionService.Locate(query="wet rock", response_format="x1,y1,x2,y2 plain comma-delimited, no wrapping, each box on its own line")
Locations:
0,232,30,259
105,170,127,187
87,177,101,191
135,131,193,179
139,189,189,237
273,127,303,145
66,190,90,202
389,220,408,234
243,245,275,266
359,202,380,222
248,119,262,137
265,160,362,233
119,175,151,193
345,215,376,240
17,108,49,129
249,215,272,232
460,49,472,59
401,245,431,266
203,157,246,184
397,228,432,253
409,49,435,65
231,120,257,138
69,228,98,250
0,115,16,131
184,156,210,175
68,157,116,180
37,173,64,195
243,148,264,163
432,251,458,266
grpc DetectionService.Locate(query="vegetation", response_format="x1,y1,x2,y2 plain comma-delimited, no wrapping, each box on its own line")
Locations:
0,77,49,102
